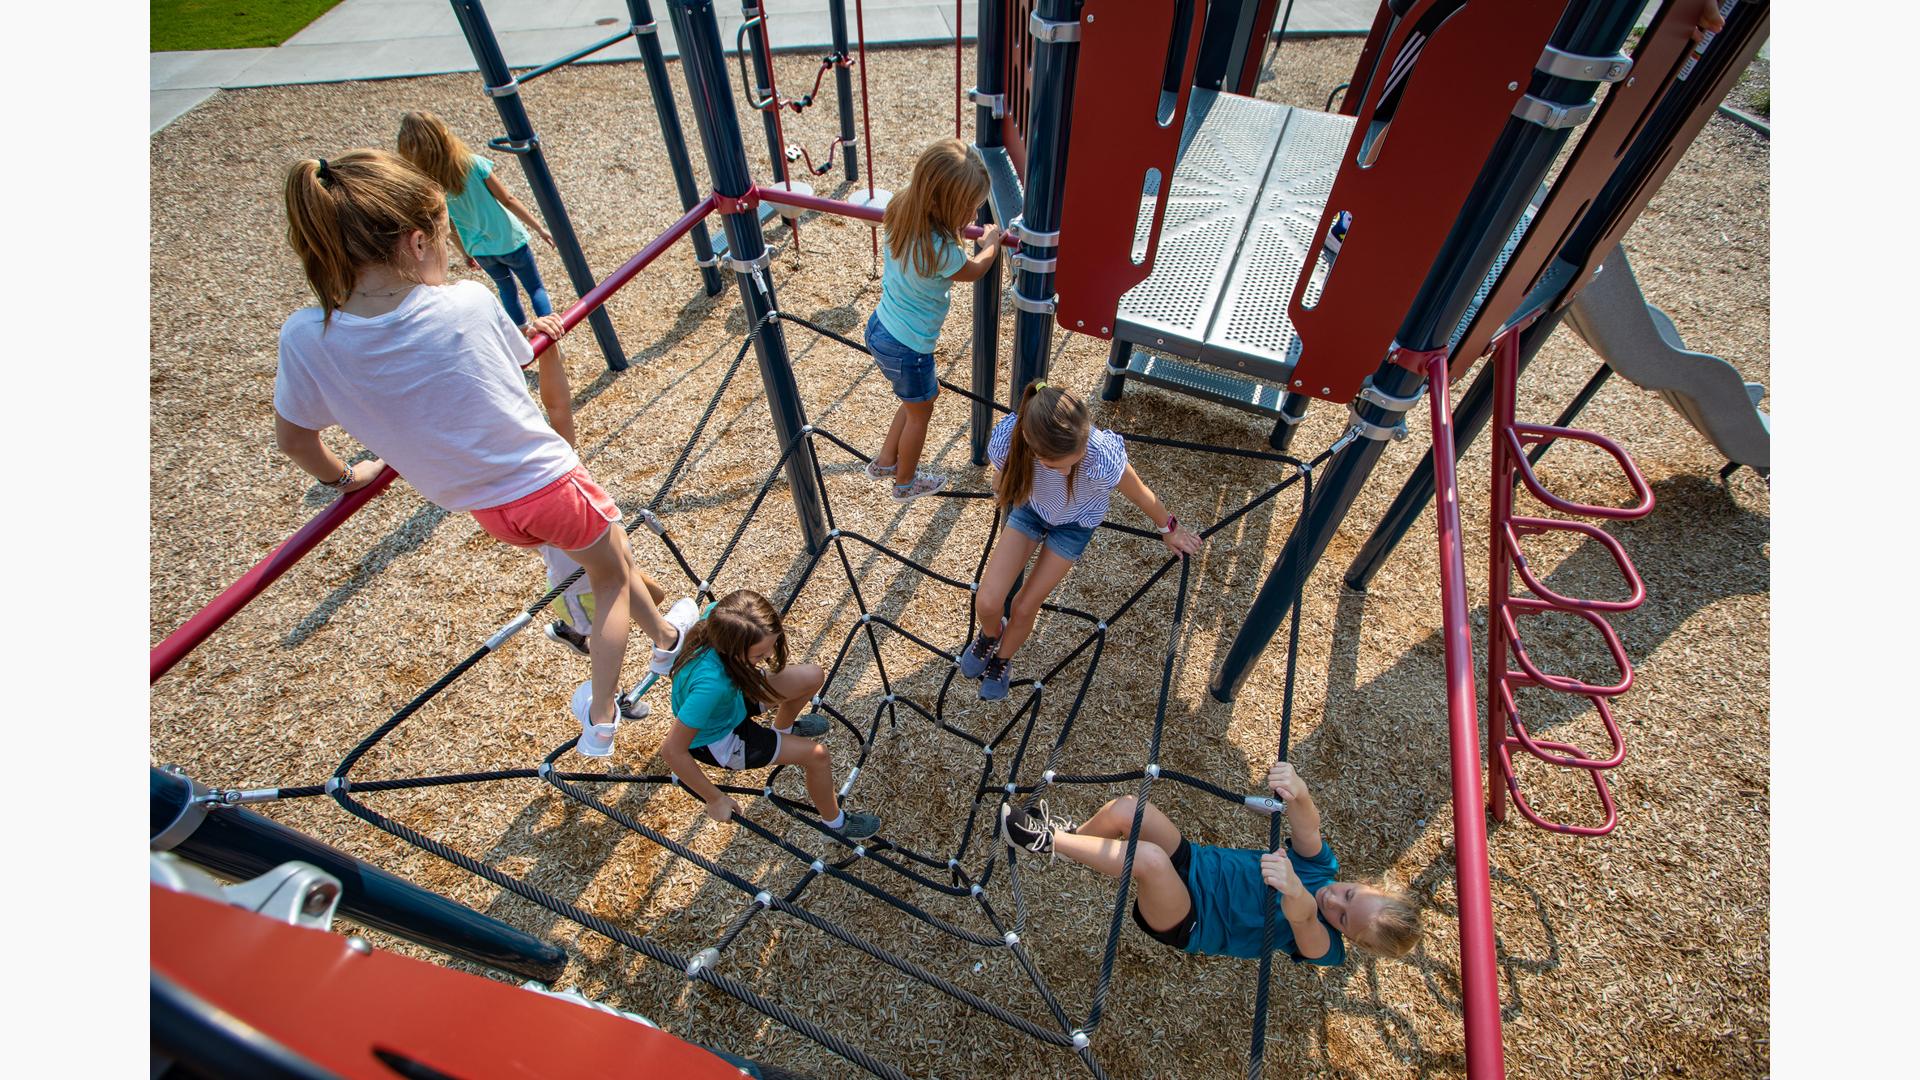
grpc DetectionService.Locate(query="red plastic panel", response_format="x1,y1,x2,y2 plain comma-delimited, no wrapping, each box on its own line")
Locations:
1341,1,1395,117
1052,0,1208,338
1285,0,1567,405
1448,0,1702,376
152,885,742,1079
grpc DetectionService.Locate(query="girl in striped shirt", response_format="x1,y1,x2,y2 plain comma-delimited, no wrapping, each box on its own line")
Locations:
959,381,1203,700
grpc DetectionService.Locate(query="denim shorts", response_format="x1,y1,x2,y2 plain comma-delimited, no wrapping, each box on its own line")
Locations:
1006,502,1096,562
865,313,939,403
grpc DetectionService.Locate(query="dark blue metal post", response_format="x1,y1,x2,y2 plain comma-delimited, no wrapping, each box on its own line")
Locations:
1211,0,1643,702
669,0,828,554
448,0,627,370
1343,310,1564,591
969,0,1009,465
151,768,566,983
739,1,790,185
627,0,724,297
829,0,860,181
1269,390,1311,450
1007,0,1082,399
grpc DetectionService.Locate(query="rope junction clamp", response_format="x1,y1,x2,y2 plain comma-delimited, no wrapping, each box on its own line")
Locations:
1145,764,1160,778
485,613,533,651
1245,795,1285,814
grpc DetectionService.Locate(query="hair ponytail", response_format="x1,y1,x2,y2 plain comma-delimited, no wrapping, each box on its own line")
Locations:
882,138,990,277
996,380,1092,509
396,111,474,196
282,148,445,321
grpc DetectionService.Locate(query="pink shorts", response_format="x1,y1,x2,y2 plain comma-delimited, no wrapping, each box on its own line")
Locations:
471,466,620,552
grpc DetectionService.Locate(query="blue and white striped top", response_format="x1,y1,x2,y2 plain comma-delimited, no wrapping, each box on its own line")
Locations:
988,411,1129,528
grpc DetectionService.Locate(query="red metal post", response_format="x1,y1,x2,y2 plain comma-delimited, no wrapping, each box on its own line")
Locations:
1425,351,1507,1080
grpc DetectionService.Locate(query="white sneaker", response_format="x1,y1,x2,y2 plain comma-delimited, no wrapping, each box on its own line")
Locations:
649,597,701,675
571,681,618,758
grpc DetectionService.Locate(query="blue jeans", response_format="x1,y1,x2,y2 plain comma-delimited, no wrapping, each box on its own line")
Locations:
474,244,552,327
1006,503,1096,563
865,313,939,403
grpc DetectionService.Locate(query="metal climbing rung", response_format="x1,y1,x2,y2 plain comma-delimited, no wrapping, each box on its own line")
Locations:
1484,325,1654,837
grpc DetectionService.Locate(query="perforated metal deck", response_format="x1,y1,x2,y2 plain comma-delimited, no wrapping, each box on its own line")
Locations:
1115,91,1355,386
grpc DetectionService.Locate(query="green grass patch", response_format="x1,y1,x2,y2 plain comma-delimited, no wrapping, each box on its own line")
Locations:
152,0,345,51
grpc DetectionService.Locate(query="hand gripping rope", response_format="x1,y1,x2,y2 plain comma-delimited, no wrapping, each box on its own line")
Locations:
243,311,1332,1080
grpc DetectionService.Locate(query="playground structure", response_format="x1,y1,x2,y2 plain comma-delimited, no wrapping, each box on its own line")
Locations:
149,1,1772,1077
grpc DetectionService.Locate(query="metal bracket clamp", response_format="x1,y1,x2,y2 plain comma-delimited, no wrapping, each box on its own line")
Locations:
1346,405,1409,442
484,79,520,98
1012,290,1058,315
1536,45,1632,83
632,21,657,36
725,251,773,274
1029,11,1083,43
1512,94,1598,129
694,252,721,269
967,87,1007,119
1354,376,1426,414
714,189,761,215
487,135,540,157
1005,216,1061,248
1008,250,1056,274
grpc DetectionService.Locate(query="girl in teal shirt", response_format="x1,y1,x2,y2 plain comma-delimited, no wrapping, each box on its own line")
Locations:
664,590,881,838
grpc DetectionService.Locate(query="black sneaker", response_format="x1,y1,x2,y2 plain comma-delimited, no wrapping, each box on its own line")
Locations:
1000,801,1055,856
545,620,590,657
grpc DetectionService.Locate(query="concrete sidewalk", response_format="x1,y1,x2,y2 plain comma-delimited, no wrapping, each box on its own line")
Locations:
152,0,1377,133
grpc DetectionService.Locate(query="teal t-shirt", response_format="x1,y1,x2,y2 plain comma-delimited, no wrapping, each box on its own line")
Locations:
1182,839,1346,965
873,230,968,353
446,156,531,258
668,606,746,749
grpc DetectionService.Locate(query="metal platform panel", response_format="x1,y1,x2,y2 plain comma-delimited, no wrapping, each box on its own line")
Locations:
1124,350,1287,417
1114,91,1354,389
975,144,1024,230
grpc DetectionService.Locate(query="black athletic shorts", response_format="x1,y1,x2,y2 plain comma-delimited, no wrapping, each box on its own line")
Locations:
1130,837,1198,950
690,699,779,770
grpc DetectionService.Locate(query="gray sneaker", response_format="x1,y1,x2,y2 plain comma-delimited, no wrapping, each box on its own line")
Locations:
836,810,882,839
776,714,831,738
980,655,1012,701
890,472,947,502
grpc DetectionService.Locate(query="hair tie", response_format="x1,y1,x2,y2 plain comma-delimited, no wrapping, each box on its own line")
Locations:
316,158,332,183
1033,380,1049,390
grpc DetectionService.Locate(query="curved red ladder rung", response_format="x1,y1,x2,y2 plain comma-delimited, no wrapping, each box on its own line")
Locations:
1494,740,1620,837
1504,516,1647,613
1500,599,1637,697
1504,423,1656,520
1496,679,1626,770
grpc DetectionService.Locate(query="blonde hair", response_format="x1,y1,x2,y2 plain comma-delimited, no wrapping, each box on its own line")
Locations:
396,110,475,196
882,138,990,278
996,380,1092,510
283,149,445,319
1350,883,1422,958
669,590,787,707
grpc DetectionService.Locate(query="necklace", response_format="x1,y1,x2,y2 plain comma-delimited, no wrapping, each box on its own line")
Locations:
353,282,412,298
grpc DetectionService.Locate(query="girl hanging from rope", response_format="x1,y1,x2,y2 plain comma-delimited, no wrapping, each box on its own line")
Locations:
1002,763,1421,964
396,110,577,447
273,149,696,758
863,138,1004,502
958,381,1204,700
662,590,882,839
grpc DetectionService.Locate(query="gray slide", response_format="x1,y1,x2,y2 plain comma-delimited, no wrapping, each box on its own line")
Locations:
1564,245,1770,472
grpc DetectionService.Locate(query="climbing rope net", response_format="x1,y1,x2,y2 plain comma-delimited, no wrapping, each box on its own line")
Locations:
246,313,1330,1080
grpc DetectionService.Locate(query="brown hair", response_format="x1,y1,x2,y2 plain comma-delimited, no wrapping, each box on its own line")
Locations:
396,110,475,196
882,138,990,278
995,380,1092,509
670,589,787,706
283,149,445,319
1350,883,1422,958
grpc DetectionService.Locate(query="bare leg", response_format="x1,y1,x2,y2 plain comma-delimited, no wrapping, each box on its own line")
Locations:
873,404,910,470
536,342,577,448
635,570,667,608
975,530,1039,634
997,547,1075,660
771,734,840,822
892,395,939,485
1051,796,1192,931
760,662,826,731
563,525,636,726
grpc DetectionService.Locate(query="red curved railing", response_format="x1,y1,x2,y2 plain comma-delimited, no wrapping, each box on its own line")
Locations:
150,197,721,684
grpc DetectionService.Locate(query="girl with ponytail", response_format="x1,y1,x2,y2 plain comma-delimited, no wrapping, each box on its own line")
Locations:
960,381,1203,700
273,149,697,758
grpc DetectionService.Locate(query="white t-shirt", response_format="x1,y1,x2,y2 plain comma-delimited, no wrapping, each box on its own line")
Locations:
274,280,578,513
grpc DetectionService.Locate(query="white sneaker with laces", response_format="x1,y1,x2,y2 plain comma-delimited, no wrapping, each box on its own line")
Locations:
571,681,618,758
649,597,701,675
